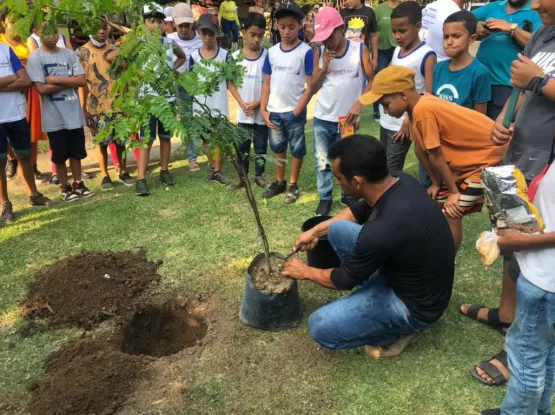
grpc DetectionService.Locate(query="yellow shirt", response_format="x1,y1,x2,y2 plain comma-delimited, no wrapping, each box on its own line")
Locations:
0,33,30,67
218,1,240,25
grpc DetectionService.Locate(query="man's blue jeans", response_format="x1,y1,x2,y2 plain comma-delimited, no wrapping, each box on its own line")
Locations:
313,118,344,201
501,275,555,415
307,220,429,349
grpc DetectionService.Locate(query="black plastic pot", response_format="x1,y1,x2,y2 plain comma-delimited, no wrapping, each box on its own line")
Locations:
239,252,302,331
302,216,341,269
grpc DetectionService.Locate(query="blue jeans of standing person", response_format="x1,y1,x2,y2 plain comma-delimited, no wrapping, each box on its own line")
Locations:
313,118,345,201
501,275,555,415
269,110,307,158
373,47,396,117
221,18,239,42
307,220,429,349
238,123,268,176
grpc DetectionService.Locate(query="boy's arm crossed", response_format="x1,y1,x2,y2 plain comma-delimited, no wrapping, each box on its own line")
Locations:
45,74,86,88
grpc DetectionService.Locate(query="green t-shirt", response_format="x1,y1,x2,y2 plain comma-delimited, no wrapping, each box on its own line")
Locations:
375,2,396,50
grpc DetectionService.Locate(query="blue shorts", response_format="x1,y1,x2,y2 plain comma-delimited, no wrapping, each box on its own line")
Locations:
0,118,31,159
140,115,171,141
269,110,307,158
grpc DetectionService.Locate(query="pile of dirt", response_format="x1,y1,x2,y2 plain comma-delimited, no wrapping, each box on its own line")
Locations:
121,302,207,357
26,336,150,415
21,249,162,330
250,255,291,294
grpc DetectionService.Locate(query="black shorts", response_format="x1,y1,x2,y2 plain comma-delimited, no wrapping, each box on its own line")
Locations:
47,128,87,164
0,118,31,159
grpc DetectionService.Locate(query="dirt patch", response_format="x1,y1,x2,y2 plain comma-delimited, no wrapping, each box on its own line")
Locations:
121,302,207,357
21,249,162,331
251,255,291,294
26,336,151,415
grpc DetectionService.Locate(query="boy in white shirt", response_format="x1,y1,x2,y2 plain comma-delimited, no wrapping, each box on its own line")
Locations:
310,7,374,216
228,12,269,190
260,1,313,204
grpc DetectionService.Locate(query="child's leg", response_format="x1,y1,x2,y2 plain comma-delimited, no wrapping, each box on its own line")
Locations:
49,146,58,175
445,216,463,252
238,123,254,175
501,276,555,414
67,128,87,183
0,157,8,204
313,118,338,201
138,116,158,179
6,120,38,197
285,110,307,185
253,124,268,177
379,126,411,172
31,142,38,167
115,142,128,174
157,118,172,171
109,142,120,170
268,113,288,182
97,143,109,178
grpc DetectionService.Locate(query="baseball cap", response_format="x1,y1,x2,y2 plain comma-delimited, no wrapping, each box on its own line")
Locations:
275,1,305,21
173,3,194,25
197,13,219,33
359,66,416,105
143,4,165,19
311,7,344,43
164,6,173,22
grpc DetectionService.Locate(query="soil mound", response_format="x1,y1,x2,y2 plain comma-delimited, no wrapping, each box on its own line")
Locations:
121,302,207,357
26,337,150,415
21,249,162,330
251,255,291,294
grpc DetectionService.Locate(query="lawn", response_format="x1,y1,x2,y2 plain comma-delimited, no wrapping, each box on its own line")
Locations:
0,110,507,414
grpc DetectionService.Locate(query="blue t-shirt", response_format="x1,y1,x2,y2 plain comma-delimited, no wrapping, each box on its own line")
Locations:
433,59,491,109
473,0,542,87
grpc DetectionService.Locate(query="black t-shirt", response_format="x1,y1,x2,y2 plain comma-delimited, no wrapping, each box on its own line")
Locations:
340,6,377,49
330,173,455,323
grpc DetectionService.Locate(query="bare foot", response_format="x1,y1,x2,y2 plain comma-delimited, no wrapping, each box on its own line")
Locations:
474,357,510,384
364,333,422,360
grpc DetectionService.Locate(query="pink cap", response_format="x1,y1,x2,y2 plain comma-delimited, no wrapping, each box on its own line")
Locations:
311,7,345,43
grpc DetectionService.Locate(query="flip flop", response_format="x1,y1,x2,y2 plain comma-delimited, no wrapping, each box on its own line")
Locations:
461,304,511,330
470,351,509,386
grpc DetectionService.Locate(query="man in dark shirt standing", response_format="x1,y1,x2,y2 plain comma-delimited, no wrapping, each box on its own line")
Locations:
283,135,455,358
340,0,378,69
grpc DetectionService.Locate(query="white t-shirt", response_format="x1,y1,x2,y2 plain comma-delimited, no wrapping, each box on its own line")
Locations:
262,41,314,113
190,47,229,117
167,32,203,73
0,44,27,123
420,0,460,62
139,37,176,102
314,41,365,122
29,33,67,49
380,43,435,131
232,49,267,125
516,164,555,293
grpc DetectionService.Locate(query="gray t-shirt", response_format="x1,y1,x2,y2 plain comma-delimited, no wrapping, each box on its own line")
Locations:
504,25,555,180
27,48,86,132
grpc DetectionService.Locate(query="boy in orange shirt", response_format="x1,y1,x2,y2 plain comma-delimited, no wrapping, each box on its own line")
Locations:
360,65,507,251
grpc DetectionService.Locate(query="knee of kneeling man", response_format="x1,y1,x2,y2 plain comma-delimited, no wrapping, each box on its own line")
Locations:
308,312,339,350
328,220,348,243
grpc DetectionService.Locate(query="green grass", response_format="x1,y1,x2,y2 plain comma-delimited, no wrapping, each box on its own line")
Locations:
0,111,507,414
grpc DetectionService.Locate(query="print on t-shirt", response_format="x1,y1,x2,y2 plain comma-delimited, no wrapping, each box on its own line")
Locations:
436,84,458,103
44,63,78,102
346,16,366,43
531,52,555,74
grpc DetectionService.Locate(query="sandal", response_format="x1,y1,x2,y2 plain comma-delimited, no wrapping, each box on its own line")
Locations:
470,351,509,386
461,305,511,330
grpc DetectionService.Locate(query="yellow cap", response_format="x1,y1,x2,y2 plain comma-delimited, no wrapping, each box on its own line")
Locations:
359,66,416,105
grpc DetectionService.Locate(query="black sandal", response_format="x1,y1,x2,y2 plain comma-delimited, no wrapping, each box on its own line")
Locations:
461,305,511,330
471,351,509,386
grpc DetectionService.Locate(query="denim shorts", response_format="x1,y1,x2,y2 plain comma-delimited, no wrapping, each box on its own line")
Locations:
140,115,171,141
269,110,307,158
0,118,32,159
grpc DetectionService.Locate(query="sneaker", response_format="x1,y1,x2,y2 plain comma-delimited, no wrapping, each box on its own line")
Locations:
6,158,17,181
73,181,94,198
81,171,93,179
229,179,245,191
29,192,54,207
263,180,286,199
34,167,47,184
205,169,215,182
1,201,14,223
315,200,333,217
211,171,230,186
160,169,176,186
284,183,300,204
188,161,201,172
101,176,114,191
49,175,60,185
341,195,356,207
61,184,79,202
118,173,136,187
135,179,150,196
254,175,269,189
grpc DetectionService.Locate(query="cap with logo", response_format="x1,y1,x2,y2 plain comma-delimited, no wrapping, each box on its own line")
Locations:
275,1,305,21
311,7,344,43
197,13,219,33
143,4,165,19
164,6,174,22
359,66,416,105
172,3,194,25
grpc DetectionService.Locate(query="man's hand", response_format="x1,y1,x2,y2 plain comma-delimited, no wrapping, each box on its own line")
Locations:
497,229,529,251
444,192,464,219
510,53,544,90
476,21,493,38
261,110,275,129
392,118,410,142
486,18,512,33
294,229,319,252
282,258,311,280
427,183,440,199
491,117,514,145
345,100,362,125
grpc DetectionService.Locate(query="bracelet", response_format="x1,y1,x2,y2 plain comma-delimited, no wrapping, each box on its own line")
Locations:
538,73,554,96
525,73,549,94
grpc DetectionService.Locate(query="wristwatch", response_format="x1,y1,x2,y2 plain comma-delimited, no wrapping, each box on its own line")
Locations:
510,23,518,37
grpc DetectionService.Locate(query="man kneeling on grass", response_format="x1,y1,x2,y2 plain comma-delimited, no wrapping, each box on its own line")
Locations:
283,135,455,358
